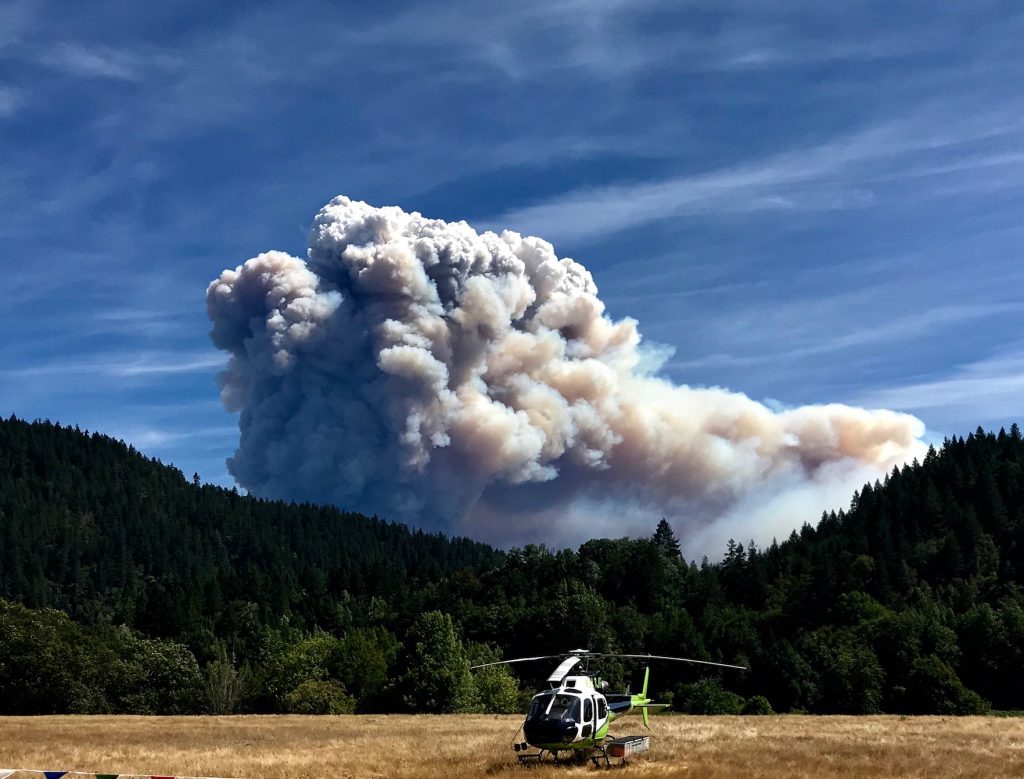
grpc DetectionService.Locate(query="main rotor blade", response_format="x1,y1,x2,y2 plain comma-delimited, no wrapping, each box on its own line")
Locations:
595,653,747,671
469,655,563,669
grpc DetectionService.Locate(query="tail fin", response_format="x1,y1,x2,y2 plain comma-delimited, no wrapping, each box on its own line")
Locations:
629,666,665,729
642,667,650,728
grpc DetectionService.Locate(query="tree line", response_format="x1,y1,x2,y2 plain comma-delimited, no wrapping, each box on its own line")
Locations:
1,416,1022,714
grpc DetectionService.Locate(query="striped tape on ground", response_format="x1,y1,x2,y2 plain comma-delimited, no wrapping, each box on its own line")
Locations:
0,771,254,779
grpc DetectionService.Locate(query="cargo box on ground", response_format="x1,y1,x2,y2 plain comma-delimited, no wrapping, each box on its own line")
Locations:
606,735,649,758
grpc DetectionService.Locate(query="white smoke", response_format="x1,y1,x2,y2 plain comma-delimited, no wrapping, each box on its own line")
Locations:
207,196,925,554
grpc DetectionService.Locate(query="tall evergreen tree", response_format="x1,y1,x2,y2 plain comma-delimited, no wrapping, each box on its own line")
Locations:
653,518,682,557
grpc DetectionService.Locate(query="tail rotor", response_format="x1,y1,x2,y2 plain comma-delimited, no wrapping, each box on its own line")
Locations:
641,667,650,728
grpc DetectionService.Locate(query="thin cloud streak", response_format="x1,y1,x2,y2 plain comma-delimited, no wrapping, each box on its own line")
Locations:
5,352,225,379
853,351,1024,417
107,424,239,449
486,108,1024,243
350,0,961,84
36,43,146,81
667,304,1024,371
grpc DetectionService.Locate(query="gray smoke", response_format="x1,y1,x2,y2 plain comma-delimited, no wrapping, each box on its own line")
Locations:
207,196,925,550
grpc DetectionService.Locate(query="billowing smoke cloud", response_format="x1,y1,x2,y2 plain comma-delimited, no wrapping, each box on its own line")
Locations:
207,196,925,553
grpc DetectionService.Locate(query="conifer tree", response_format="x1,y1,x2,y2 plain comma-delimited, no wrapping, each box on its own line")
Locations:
653,518,682,557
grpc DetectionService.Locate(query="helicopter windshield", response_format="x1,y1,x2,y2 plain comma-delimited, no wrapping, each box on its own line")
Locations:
527,693,581,722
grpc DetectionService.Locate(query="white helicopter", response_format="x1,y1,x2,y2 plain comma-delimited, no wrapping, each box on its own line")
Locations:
471,649,745,764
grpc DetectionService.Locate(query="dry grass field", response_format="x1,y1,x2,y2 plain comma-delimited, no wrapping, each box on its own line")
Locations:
2,715,1024,779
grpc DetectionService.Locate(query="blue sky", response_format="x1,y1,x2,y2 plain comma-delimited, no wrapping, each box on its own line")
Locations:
2,0,1023,504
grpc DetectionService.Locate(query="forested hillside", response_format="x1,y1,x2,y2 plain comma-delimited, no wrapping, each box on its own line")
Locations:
0,417,501,635
1,416,1022,715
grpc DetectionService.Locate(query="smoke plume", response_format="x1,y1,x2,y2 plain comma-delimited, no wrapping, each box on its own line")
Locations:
207,196,925,552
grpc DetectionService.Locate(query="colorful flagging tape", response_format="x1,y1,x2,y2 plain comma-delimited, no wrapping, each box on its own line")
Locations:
1,772,247,779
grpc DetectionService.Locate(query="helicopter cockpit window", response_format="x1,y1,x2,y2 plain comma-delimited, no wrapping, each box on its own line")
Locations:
529,693,582,722
527,694,552,720
546,694,581,721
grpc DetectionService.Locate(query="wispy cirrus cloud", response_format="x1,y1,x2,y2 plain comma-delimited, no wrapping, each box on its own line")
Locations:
486,104,1024,243
37,42,143,81
853,350,1024,420
348,0,964,84
4,351,224,380
668,304,1024,372
34,42,177,82
104,423,238,449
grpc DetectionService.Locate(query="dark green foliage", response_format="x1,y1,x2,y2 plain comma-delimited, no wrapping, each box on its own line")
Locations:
284,679,356,714
0,416,501,637
0,599,200,714
653,518,681,557
0,599,108,713
2,416,1024,715
99,626,204,714
394,611,477,713
800,629,885,714
203,644,249,714
333,627,400,711
677,678,744,714
467,643,521,714
903,656,989,715
741,695,774,715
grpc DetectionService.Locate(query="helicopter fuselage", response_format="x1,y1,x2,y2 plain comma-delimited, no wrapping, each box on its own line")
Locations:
521,675,634,751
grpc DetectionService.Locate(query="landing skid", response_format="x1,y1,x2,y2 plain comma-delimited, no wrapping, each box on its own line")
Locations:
589,745,624,768
514,748,589,765
514,748,549,765
510,736,651,768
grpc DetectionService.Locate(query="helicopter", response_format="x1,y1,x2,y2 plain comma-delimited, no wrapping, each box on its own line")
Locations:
471,649,745,764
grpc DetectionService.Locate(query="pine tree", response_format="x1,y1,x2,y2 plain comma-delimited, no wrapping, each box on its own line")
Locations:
653,518,682,557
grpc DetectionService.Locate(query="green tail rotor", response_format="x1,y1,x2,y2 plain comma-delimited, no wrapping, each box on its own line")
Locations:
629,666,657,728
642,666,650,728
627,666,673,728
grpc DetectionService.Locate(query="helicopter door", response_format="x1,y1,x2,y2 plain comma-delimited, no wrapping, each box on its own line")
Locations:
581,696,594,737
596,696,608,731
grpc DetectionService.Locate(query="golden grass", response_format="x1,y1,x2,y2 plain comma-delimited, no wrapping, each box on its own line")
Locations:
2,715,1024,779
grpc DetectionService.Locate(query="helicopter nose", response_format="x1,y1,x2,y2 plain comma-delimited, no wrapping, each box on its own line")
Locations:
524,718,577,745
559,720,578,743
